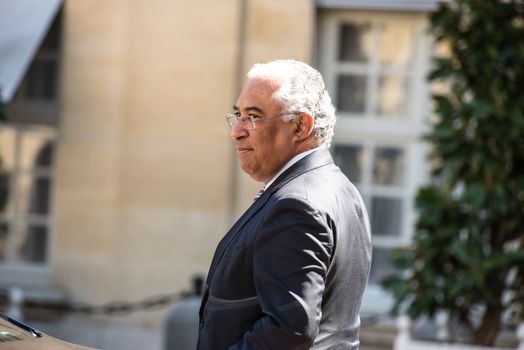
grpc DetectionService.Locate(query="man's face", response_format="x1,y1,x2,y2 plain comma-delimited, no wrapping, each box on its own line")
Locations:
231,77,300,183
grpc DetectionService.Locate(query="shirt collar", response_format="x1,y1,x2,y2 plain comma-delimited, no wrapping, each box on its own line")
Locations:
264,146,323,190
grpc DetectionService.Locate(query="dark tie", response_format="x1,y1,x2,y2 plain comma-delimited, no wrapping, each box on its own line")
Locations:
253,188,265,202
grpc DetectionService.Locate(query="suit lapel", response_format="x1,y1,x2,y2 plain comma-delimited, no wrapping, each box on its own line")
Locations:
202,189,271,295
264,148,334,196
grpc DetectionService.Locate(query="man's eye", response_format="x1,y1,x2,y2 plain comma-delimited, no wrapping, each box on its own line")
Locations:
248,114,262,120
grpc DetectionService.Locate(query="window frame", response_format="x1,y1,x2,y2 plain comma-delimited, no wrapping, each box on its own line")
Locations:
0,124,56,288
318,9,433,314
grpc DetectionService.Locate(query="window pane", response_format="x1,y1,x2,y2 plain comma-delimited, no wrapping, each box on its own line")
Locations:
17,174,51,216
16,224,48,264
20,133,54,170
371,196,402,236
338,23,372,62
0,222,8,261
0,173,10,214
369,247,397,284
31,177,51,215
379,22,414,65
373,147,405,186
35,141,54,167
336,74,367,113
333,144,363,183
377,75,408,117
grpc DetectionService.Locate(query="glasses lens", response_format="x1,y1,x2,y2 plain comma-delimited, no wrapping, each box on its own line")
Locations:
226,115,236,127
226,115,256,129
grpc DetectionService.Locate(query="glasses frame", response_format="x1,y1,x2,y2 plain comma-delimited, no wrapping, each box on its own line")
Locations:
225,113,290,130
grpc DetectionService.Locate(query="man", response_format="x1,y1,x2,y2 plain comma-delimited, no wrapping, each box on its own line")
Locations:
197,59,372,349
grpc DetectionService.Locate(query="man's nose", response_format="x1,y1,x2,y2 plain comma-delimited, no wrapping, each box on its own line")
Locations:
230,119,248,140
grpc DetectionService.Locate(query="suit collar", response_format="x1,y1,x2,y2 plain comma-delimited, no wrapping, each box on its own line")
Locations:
263,147,334,197
264,147,321,190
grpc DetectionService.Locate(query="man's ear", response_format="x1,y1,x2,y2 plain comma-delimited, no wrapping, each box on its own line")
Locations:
294,113,315,141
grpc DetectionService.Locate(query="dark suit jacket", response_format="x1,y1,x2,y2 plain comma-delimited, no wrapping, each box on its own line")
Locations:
197,149,372,349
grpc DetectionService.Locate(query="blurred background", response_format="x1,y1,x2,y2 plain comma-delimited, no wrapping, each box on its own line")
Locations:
0,0,452,348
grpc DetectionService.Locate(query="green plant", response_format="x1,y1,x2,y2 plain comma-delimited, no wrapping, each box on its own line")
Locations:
383,0,524,346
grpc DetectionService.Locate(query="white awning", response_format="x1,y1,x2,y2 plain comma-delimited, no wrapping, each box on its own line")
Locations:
316,0,438,11
0,0,62,103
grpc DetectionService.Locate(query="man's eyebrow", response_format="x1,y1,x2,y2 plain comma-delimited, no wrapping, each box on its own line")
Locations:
232,105,265,114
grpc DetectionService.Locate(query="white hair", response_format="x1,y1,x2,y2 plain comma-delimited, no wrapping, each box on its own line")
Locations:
246,59,337,148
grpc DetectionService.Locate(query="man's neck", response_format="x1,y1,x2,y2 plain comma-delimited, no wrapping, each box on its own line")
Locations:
263,146,323,189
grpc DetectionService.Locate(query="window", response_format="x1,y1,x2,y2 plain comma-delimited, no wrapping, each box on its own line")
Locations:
333,142,411,286
0,10,61,288
318,9,432,313
0,126,55,265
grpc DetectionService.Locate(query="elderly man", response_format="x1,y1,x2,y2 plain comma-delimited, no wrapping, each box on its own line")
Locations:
197,59,372,349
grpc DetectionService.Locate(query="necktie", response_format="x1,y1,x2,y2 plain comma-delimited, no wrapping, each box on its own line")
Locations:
253,187,265,202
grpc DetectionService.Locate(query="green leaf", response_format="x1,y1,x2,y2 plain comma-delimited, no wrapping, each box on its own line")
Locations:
481,251,524,272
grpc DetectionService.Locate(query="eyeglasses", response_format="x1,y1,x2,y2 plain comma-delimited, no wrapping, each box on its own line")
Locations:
225,113,286,130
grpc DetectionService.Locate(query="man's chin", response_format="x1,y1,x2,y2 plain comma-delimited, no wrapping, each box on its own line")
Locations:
241,167,254,178
239,164,263,183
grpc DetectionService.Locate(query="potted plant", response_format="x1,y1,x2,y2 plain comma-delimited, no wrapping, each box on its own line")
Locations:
383,0,524,347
